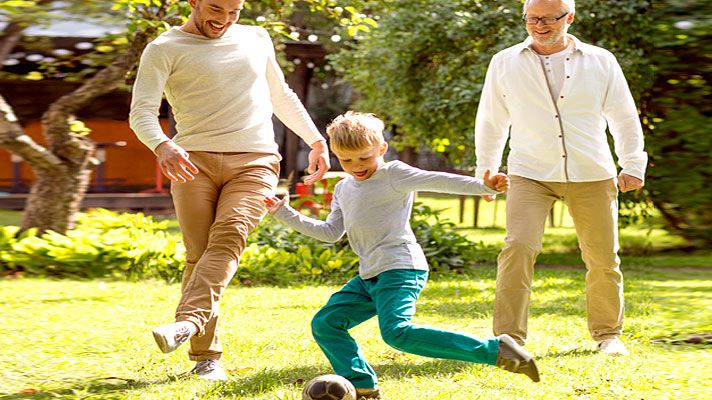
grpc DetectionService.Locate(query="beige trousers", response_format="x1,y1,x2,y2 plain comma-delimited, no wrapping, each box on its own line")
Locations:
493,175,623,345
171,151,280,361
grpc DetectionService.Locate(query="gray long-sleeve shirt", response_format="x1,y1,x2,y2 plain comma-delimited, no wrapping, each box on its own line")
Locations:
273,161,498,279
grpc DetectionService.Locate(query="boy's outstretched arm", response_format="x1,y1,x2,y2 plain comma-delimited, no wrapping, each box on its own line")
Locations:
388,161,502,197
263,192,346,243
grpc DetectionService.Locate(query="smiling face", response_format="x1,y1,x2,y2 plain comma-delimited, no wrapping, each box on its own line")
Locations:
184,0,244,38
524,0,575,54
333,143,388,182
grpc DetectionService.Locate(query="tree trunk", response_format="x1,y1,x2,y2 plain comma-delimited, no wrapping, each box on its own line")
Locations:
21,162,93,232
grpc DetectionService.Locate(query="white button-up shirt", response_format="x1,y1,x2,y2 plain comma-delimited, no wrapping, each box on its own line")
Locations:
475,35,647,182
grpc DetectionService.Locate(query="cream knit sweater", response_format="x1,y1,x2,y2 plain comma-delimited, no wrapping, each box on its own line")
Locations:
129,25,323,153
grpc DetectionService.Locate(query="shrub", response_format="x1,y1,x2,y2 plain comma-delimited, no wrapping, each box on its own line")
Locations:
0,209,185,281
1,205,494,284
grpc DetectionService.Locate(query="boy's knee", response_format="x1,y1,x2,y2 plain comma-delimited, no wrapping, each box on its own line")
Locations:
381,324,410,350
311,310,335,337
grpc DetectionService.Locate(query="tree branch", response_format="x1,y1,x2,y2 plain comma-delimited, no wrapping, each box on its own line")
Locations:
0,94,64,171
0,22,25,65
42,29,154,158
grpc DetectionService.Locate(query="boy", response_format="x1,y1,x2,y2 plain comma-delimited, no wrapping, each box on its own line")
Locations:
264,112,539,398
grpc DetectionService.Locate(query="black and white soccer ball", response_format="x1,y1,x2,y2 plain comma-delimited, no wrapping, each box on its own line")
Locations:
301,374,357,400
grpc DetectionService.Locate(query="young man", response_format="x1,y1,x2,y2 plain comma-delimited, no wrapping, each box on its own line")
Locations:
265,112,539,399
129,0,330,380
474,0,647,355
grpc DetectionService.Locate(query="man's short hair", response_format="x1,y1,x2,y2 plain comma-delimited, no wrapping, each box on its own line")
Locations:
523,0,576,15
326,111,385,152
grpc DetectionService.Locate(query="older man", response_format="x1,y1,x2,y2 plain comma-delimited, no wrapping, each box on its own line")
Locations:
474,0,646,355
129,0,330,379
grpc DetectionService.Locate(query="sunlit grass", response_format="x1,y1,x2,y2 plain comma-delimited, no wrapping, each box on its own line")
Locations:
1,267,709,399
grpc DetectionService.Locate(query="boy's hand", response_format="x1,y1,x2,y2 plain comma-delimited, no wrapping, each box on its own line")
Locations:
263,194,289,214
483,169,510,193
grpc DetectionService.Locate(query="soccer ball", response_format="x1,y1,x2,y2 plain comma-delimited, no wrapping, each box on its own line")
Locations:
301,374,357,400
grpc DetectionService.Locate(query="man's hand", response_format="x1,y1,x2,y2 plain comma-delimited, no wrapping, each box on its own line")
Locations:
617,173,644,193
304,139,331,185
263,194,289,214
154,141,199,183
483,169,510,193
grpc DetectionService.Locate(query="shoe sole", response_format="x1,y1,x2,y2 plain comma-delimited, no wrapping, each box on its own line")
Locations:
521,359,540,382
152,330,172,353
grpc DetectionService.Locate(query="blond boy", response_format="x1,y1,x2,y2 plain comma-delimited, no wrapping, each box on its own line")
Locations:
265,112,540,397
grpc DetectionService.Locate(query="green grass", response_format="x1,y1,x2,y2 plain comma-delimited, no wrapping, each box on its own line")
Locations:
1,267,710,399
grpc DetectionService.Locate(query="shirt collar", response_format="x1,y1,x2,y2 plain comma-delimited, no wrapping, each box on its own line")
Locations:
517,34,588,55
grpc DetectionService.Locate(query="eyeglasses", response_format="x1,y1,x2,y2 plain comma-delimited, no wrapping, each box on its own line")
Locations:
522,12,568,25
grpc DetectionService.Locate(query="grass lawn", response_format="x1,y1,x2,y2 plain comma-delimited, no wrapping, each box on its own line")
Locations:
1,196,709,398
1,266,710,399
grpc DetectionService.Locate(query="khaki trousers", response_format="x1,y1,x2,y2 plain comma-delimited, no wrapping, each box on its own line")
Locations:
171,151,279,361
493,175,623,345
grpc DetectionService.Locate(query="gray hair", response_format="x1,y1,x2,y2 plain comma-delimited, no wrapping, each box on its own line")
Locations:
523,0,576,15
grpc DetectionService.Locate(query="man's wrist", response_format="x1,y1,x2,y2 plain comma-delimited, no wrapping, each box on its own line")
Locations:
153,140,172,154
309,139,327,150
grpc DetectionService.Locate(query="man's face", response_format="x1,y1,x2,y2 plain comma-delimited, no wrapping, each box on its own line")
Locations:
524,0,573,48
190,0,244,38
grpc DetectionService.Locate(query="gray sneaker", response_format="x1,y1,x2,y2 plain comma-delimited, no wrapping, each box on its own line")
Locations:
151,321,197,354
192,359,228,381
496,334,540,382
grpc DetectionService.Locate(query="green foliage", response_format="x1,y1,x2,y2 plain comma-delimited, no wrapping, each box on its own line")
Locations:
0,209,185,281
0,204,492,284
238,215,357,284
410,203,499,270
643,1,711,246
333,0,709,245
332,0,650,165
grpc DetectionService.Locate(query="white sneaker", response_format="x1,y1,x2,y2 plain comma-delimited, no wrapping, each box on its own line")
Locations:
151,321,197,353
597,337,629,356
192,359,228,381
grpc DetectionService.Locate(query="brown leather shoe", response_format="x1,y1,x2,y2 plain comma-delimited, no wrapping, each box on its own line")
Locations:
496,334,540,382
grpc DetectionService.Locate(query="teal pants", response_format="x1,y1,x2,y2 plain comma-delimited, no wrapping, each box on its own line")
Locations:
311,269,500,389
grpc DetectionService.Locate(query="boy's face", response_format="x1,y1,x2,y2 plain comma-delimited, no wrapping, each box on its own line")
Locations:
333,143,388,182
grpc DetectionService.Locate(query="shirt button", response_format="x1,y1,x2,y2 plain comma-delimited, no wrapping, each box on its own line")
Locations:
562,155,566,158
558,135,563,138
566,75,571,78
566,58,570,61
560,96,564,99
555,115,559,118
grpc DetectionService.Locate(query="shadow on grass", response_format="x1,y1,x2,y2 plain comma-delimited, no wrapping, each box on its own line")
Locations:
0,376,176,399
212,358,523,398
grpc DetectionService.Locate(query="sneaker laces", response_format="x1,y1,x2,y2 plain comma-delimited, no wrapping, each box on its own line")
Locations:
193,359,221,375
174,325,193,344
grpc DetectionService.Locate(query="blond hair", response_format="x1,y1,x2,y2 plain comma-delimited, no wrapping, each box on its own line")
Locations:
326,111,385,152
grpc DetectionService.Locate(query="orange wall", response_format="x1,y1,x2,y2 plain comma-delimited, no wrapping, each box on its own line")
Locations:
0,119,169,190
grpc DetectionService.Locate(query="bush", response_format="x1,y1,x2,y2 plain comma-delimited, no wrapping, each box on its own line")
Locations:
0,209,184,281
0,205,495,284
332,0,710,246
